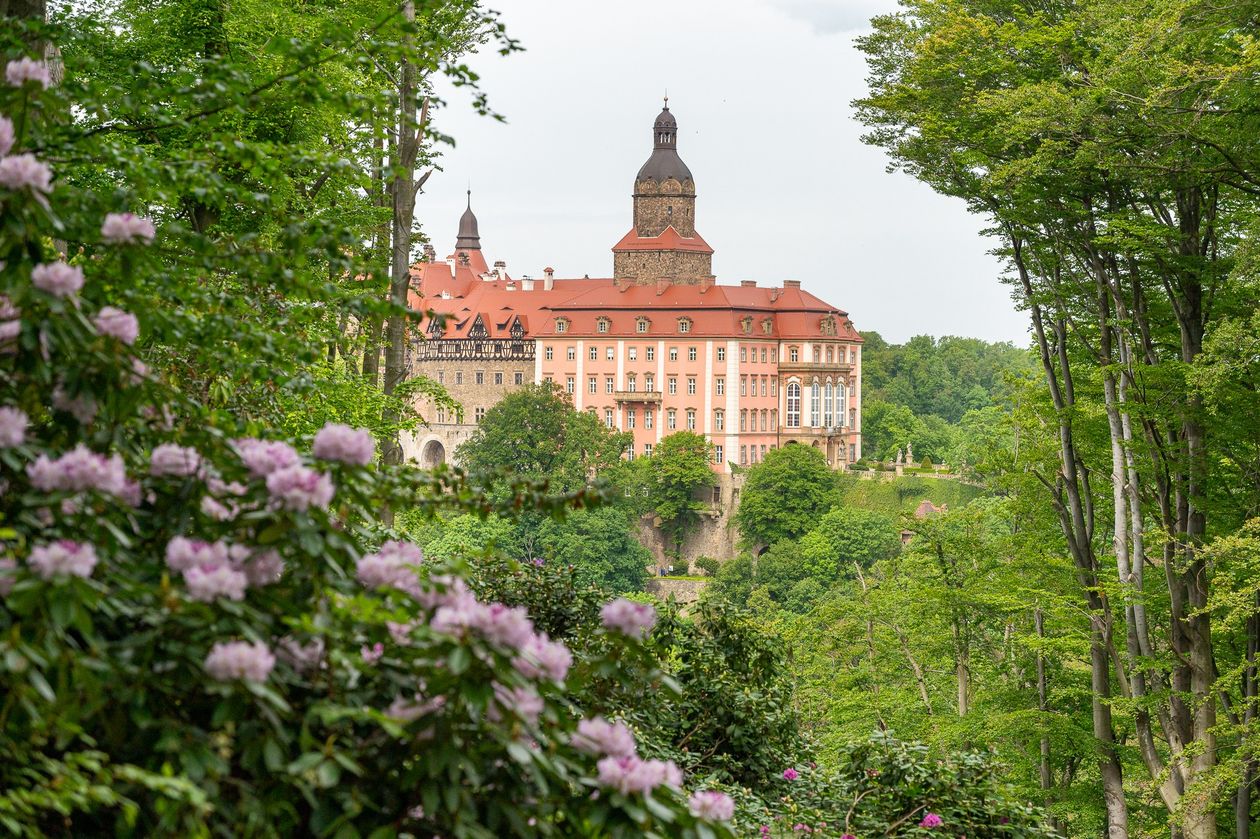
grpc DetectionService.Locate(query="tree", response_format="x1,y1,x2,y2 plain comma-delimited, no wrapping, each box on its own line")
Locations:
536,507,650,595
646,431,714,555
456,383,629,494
735,444,834,546
797,507,901,581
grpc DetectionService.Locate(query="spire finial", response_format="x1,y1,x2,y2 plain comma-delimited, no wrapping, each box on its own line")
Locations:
466,187,471,209
663,90,669,110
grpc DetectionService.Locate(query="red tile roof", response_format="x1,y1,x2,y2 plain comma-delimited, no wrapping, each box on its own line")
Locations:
611,225,714,254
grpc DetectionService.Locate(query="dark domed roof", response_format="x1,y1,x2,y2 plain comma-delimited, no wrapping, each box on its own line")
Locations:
636,101,693,184
456,190,480,250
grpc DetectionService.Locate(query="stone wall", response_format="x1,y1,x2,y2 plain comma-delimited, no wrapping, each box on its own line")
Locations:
632,177,696,237
645,577,708,606
635,472,746,571
612,249,713,284
403,355,532,466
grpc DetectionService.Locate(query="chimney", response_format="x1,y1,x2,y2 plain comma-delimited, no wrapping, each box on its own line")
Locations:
494,259,507,280
740,280,756,287
521,278,534,291
699,275,714,293
505,280,515,291
769,287,781,302
544,266,554,280
422,243,436,261
656,277,670,296
784,279,802,289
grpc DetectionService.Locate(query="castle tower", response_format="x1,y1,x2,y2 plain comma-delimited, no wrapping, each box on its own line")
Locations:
612,100,714,285
452,190,489,274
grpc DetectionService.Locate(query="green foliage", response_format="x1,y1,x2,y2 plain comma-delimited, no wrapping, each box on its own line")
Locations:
735,445,835,546
694,557,720,577
798,507,901,580
645,431,714,550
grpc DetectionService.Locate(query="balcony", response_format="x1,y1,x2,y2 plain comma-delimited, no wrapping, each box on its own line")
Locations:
613,390,662,403
776,360,853,376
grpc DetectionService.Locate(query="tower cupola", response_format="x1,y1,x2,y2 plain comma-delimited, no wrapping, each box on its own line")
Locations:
455,190,480,250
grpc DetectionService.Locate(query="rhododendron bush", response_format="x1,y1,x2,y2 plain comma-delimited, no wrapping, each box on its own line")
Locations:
0,51,736,839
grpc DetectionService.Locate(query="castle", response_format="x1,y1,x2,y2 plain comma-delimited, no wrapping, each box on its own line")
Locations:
402,102,863,480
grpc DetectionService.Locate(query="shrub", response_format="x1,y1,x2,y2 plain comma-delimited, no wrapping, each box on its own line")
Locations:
694,557,720,576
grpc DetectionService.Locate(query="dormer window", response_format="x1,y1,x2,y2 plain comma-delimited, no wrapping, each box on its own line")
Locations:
741,317,753,335
762,318,773,334
597,317,611,334
677,317,692,334
820,316,838,336
636,317,650,334
555,318,569,334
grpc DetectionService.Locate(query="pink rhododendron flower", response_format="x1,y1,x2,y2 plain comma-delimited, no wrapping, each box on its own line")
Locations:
0,153,52,198
31,261,84,298
27,444,127,496
920,813,943,828
360,642,384,664
488,683,544,725
0,406,28,447
0,556,17,595
100,212,156,245
29,540,98,579
93,306,139,345
265,464,334,511
312,422,375,465
600,598,657,639
356,540,424,595
240,548,283,586
571,717,636,758
385,692,446,722
387,620,420,644
0,296,18,346
149,443,201,477
233,438,300,478
199,495,237,521
277,636,324,673
595,755,682,795
0,116,13,157
51,385,98,425
782,768,799,780
183,563,247,602
5,57,50,89
165,536,228,573
688,790,735,821
204,640,275,682
479,602,536,649
513,632,573,683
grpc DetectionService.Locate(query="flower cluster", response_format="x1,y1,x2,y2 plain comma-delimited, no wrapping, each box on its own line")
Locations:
29,540,98,580
234,438,300,478
204,641,276,682
596,755,683,797
100,212,156,245
0,406,27,447
27,444,128,497
356,540,425,595
600,597,657,639
312,422,375,465
31,262,84,299
94,306,139,345
150,443,201,477
571,717,636,758
687,790,735,821
265,464,334,511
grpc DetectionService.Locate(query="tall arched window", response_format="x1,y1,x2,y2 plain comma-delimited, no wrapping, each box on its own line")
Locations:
786,383,801,428
810,380,821,427
835,382,845,425
823,382,833,428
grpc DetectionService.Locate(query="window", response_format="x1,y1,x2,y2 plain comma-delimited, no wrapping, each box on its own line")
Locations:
555,319,568,333
678,318,692,334
636,318,649,334
455,372,464,385
627,374,637,392
761,377,768,397
716,378,725,396
824,382,833,427
563,346,572,361
789,347,799,363
475,407,486,422
686,409,696,430
810,380,821,427
514,372,523,385
589,377,597,394
813,346,821,363
740,347,747,362
566,377,575,394
687,377,696,395
628,347,637,361
740,446,747,465
761,348,768,363
826,346,834,363
761,409,768,431
643,443,653,457
740,376,747,396
688,347,697,361
667,409,677,430
771,379,777,396
597,318,610,333
437,371,445,384
589,346,597,361
714,445,724,464
543,375,553,384
850,407,857,427
646,346,655,361
606,347,615,361
835,383,845,424
850,443,857,461
436,407,446,423
494,372,503,385
716,347,726,362
771,409,777,429
771,349,777,363
475,371,484,385
605,409,614,428
787,382,801,428
645,409,654,429
626,443,634,460
714,410,725,431
606,377,615,394
740,410,747,431
646,374,655,391
627,408,636,429
850,348,856,364
669,347,678,362
668,377,677,394
760,444,767,460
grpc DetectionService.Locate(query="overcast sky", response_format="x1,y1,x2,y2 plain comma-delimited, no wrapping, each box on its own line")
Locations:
422,0,1031,345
